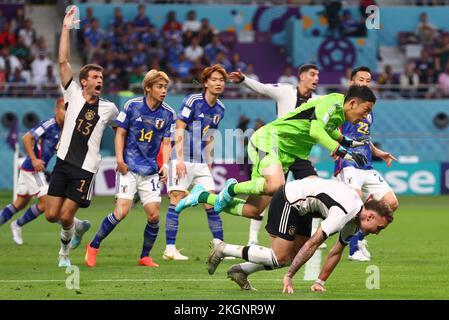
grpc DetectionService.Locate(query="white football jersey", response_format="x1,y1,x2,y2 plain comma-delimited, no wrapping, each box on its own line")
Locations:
58,79,119,173
283,177,363,244
241,76,320,118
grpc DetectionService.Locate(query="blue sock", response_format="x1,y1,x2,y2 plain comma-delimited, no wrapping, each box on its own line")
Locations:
90,213,120,249
17,205,43,227
165,204,179,245
206,208,223,240
141,221,159,258
349,230,364,255
0,204,18,226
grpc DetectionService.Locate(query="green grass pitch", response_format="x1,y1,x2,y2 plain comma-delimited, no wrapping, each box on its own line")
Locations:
0,192,448,300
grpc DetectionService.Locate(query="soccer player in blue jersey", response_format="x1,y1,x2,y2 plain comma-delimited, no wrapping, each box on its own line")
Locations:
0,98,90,245
332,66,399,264
84,70,175,267
162,64,227,260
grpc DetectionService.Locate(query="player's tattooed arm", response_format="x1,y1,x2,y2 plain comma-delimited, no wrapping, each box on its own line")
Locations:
283,228,327,294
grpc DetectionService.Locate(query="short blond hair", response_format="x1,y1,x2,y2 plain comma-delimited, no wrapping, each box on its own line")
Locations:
142,69,170,95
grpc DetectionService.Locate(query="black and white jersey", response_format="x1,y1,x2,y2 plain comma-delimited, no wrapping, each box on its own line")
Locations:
58,79,119,173
283,177,363,244
241,77,320,117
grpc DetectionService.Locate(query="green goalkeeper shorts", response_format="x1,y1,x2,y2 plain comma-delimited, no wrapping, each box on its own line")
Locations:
248,134,285,180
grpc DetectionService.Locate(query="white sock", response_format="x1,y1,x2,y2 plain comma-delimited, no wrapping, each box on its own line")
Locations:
166,244,176,251
60,224,74,255
240,262,266,275
248,211,264,244
223,243,244,257
246,245,279,267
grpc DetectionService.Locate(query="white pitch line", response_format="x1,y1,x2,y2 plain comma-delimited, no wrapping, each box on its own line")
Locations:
0,278,287,283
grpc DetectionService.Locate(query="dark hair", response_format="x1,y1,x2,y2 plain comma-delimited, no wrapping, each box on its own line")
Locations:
79,64,103,87
298,63,319,75
350,66,371,80
364,199,394,223
344,85,376,104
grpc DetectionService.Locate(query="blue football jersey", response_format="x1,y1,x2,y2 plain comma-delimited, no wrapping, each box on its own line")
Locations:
115,97,176,176
173,93,225,163
21,117,62,172
334,112,374,175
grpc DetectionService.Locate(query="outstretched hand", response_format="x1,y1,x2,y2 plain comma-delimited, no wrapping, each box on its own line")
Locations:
63,6,80,30
229,69,244,83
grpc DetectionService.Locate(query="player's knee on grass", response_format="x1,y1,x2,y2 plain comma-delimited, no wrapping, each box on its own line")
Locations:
169,190,187,205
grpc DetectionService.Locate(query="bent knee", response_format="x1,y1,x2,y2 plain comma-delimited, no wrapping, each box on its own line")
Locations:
45,212,59,223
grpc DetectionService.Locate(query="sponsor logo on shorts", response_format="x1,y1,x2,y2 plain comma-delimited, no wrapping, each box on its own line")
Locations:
288,225,296,237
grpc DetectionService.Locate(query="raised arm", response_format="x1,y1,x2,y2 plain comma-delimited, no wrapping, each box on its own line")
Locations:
59,7,79,88
230,69,283,100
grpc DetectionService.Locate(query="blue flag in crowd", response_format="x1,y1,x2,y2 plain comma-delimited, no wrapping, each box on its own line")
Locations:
6,118,18,151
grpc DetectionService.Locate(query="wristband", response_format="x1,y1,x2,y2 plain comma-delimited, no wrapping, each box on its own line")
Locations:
314,279,325,286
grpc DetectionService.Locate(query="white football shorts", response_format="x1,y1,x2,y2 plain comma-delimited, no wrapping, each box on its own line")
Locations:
167,160,215,192
115,171,161,205
16,169,48,198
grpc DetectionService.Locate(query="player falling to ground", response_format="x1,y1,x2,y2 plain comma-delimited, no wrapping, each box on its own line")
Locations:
334,66,399,262
0,98,89,245
85,70,175,268
45,7,119,267
230,64,321,247
206,177,393,292
176,86,375,226
163,64,227,261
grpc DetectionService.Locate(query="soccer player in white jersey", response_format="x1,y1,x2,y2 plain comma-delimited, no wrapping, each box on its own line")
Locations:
206,178,393,292
84,70,175,268
334,66,399,263
45,7,119,267
230,64,321,246
0,98,68,245
163,64,227,260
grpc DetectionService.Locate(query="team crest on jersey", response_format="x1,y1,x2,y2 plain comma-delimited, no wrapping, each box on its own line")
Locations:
85,109,96,121
155,118,165,129
213,115,220,125
288,225,296,237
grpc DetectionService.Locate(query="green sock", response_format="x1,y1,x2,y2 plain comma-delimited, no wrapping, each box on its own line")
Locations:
198,192,217,206
222,198,246,217
233,178,265,195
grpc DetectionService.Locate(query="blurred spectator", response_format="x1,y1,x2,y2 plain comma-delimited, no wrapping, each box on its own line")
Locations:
415,48,436,82
0,9,4,31
77,7,96,53
31,50,52,84
44,64,59,84
129,65,145,88
185,37,204,62
341,10,364,37
165,36,184,64
436,61,449,97
198,19,216,47
182,10,201,33
163,20,183,42
0,47,22,77
10,36,32,68
163,11,181,33
131,43,148,69
434,34,449,72
322,1,343,37
11,7,26,35
170,52,193,82
18,18,36,48
30,36,47,60
377,64,400,98
277,66,298,86
254,118,266,131
230,53,246,73
415,12,438,46
84,18,105,63
190,57,206,82
8,67,27,83
141,24,161,47
204,36,228,64
359,0,377,18
102,51,121,93
399,61,420,98
0,22,16,48
213,52,231,72
133,4,150,33
110,7,127,30
340,67,352,89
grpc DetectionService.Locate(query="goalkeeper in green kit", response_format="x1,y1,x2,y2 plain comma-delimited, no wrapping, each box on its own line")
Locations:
176,85,376,220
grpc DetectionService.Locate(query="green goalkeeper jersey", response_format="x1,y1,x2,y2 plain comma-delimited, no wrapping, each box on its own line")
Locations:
251,93,345,170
